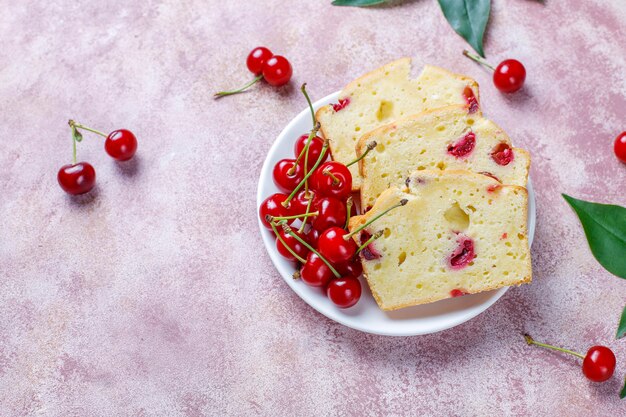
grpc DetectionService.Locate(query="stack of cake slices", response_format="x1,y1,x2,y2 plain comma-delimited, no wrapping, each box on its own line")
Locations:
316,58,532,311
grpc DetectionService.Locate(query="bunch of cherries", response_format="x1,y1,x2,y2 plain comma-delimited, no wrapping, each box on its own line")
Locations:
215,46,292,98
259,84,397,308
57,120,137,195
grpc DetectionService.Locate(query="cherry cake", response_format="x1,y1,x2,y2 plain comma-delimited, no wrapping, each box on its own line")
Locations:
348,170,531,311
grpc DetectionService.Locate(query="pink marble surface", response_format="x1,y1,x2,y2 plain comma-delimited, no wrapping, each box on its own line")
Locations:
1,1,625,416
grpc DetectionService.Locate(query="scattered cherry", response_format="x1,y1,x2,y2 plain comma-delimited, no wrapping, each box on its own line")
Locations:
247,47,273,75
318,227,357,264
275,228,309,262
582,346,617,382
57,162,96,195
327,277,362,308
463,50,526,94
215,47,292,98
524,334,616,382
294,134,326,168
259,193,293,229
300,252,334,287
311,197,347,231
105,129,138,161
273,159,305,193
614,131,626,163
311,161,352,200
262,56,293,87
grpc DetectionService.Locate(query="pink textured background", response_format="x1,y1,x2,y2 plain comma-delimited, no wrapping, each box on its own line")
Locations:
1,1,625,416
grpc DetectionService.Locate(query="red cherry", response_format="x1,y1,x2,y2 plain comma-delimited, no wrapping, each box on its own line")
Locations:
294,134,326,167
327,277,361,308
259,193,293,229
493,59,526,94
311,197,347,231
300,252,334,287
491,143,514,166
275,229,309,262
614,132,626,163
582,346,616,382
304,227,320,248
311,161,352,200
272,159,304,193
262,56,292,87
105,129,137,161
57,162,96,195
335,259,363,278
247,47,273,75
290,189,320,217
318,227,357,264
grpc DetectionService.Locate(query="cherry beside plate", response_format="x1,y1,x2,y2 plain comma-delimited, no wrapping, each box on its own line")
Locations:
257,91,536,336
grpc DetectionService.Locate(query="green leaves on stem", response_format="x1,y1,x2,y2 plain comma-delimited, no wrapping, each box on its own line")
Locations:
563,194,626,279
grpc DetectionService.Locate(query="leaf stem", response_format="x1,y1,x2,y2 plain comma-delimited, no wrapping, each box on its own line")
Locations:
282,223,341,278
524,334,585,360
344,199,408,240
214,74,263,98
462,50,495,71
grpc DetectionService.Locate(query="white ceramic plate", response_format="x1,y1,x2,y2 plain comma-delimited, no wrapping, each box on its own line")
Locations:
257,91,536,336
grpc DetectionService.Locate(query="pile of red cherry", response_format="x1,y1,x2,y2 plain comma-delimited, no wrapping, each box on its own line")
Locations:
57,120,137,195
258,86,382,308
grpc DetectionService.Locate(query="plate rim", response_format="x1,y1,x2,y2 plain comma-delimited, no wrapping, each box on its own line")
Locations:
257,90,536,336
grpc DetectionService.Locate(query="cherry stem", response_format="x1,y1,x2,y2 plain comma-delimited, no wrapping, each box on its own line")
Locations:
69,119,107,138
71,125,78,164
292,270,301,280
345,196,353,229
323,169,340,185
462,50,495,71
344,199,408,240
269,220,306,264
214,74,263,99
356,230,383,255
524,334,585,360
290,123,321,173
298,195,315,233
268,211,319,222
301,83,316,128
282,223,341,278
346,141,377,168
283,140,328,208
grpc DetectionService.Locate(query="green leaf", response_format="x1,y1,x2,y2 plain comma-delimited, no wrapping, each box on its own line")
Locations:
621,376,626,399
332,0,388,6
72,126,83,142
437,0,490,57
563,194,626,279
618,305,626,339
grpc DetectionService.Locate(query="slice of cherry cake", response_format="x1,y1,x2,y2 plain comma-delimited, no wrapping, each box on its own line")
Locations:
315,58,480,191
348,170,531,311
357,105,530,210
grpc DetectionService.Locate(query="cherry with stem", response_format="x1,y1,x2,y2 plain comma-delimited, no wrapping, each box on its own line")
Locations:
269,220,306,263
462,50,526,94
524,334,616,382
282,223,341,278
